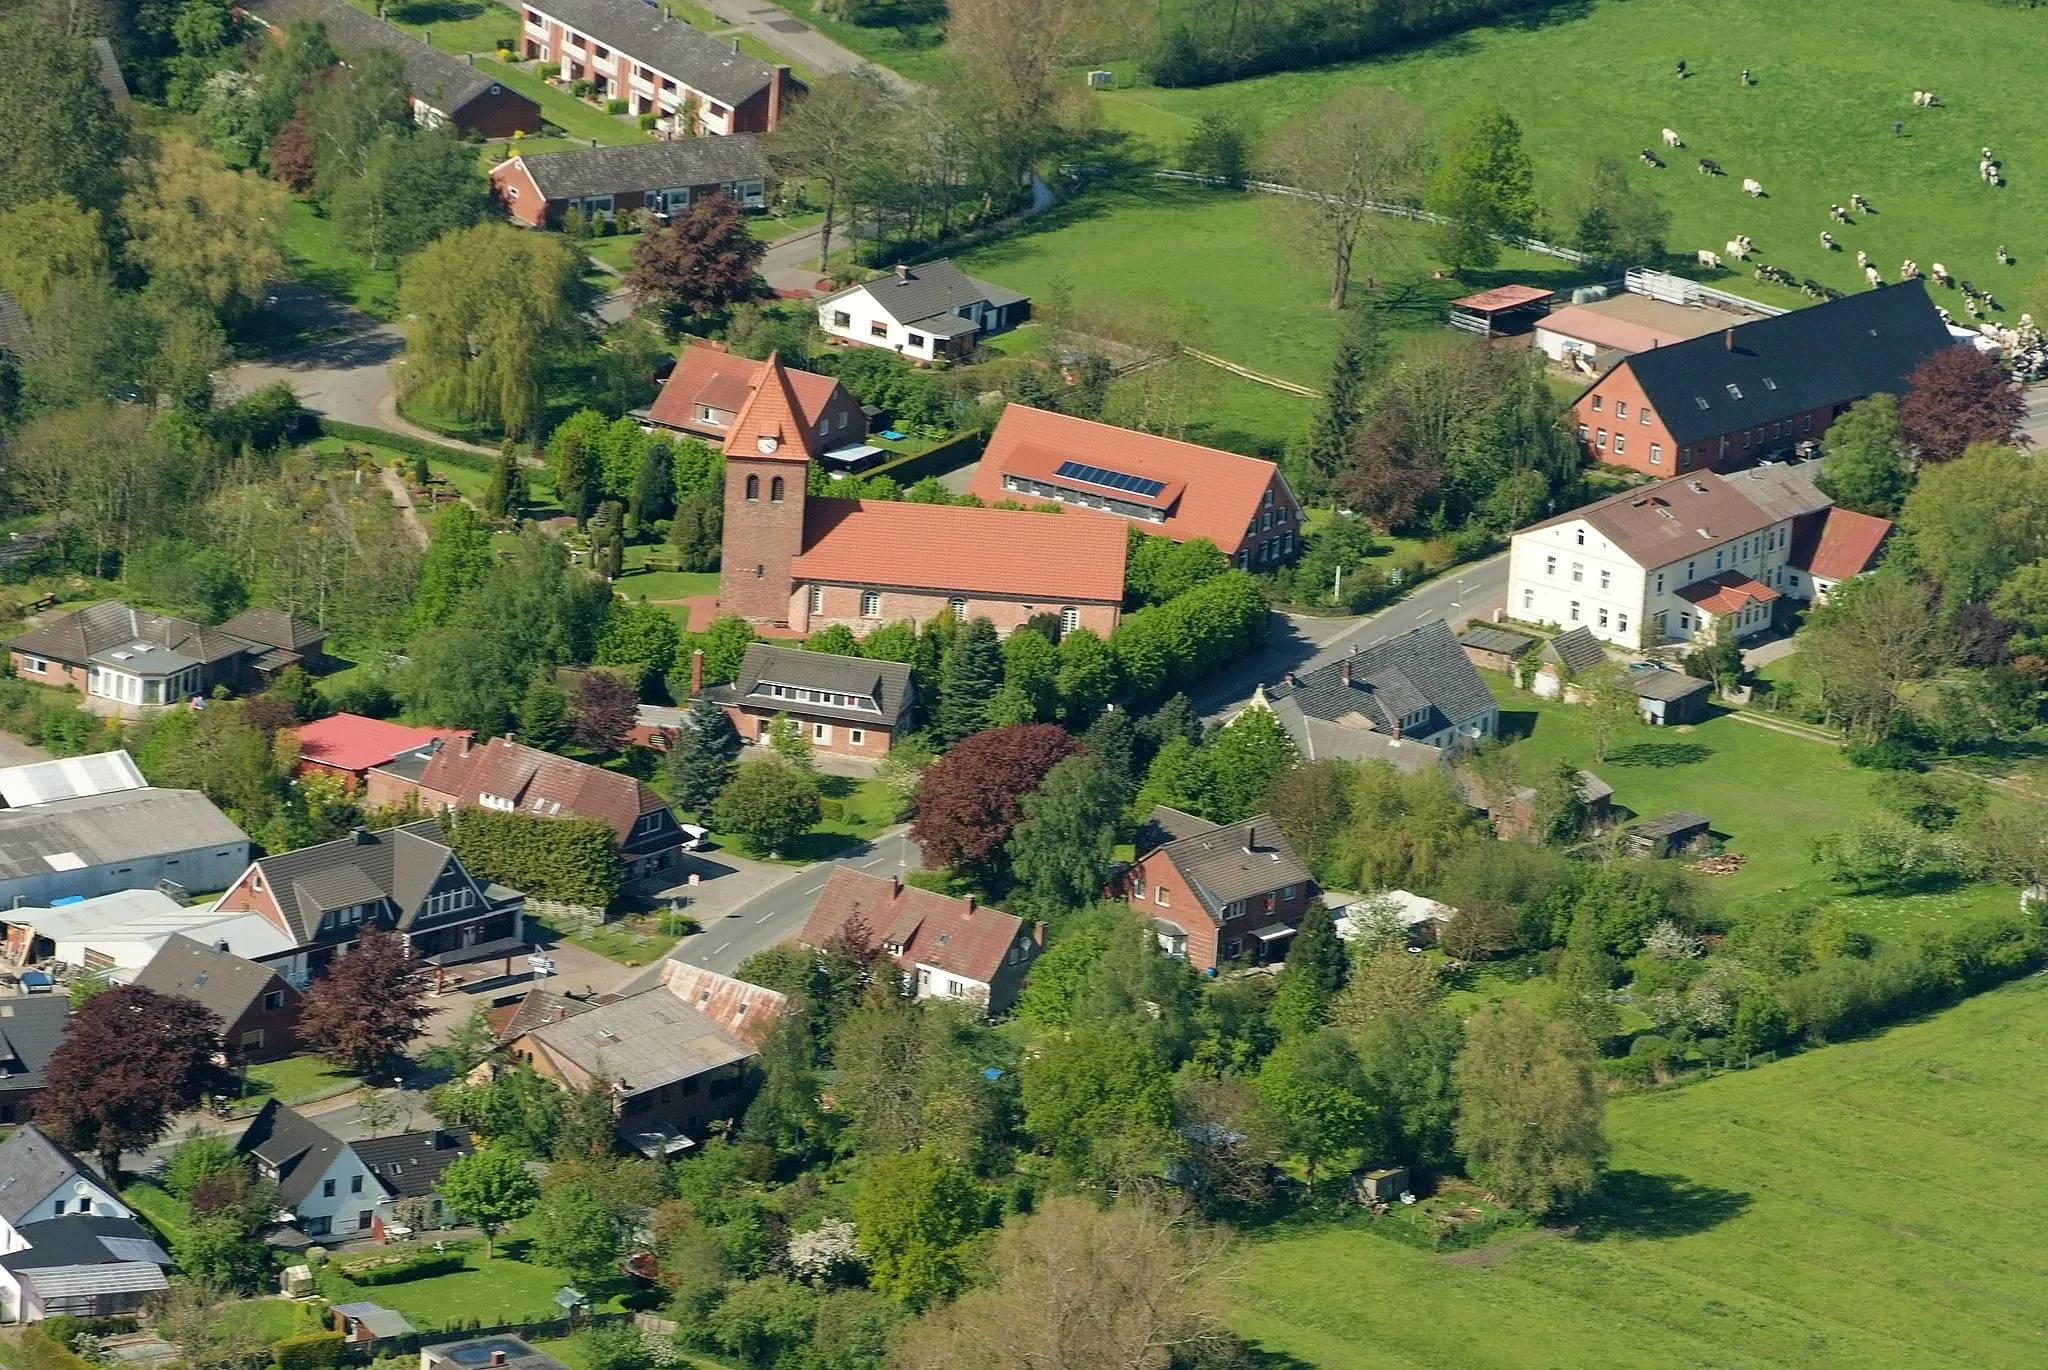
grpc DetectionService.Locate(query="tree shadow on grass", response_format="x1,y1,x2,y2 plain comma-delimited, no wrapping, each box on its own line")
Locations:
1573,1170,1751,1241
1496,709,1539,741
1239,1343,1319,1370
1607,741,1714,767
387,0,488,23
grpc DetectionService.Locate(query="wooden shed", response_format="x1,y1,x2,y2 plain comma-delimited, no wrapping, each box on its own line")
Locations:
1631,668,1712,725
1628,810,1712,858
1458,624,1539,674
1447,285,1555,339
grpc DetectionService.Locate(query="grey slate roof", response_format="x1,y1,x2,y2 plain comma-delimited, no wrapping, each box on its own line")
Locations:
827,259,1029,330
518,985,754,1097
1632,669,1711,702
243,0,511,117
1266,619,1497,739
1457,625,1537,658
217,607,326,653
517,135,770,200
243,820,479,944
0,997,73,1097
712,643,915,728
1135,805,1218,853
524,0,786,106
1725,461,1831,523
1544,626,1607,676
1142,815,1313,925
0,291,34,363
0,1126,100,1225
1,1216,167,1271
0,789,248,883
8,600,261,670
352,1129,473,1199
237,1100,349,1206
1633,810,1712,840
334,1303,415,1338
132,934,291,1027
1613,281,1951,447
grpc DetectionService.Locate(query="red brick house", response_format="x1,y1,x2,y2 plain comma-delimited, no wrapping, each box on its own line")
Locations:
517,0,800,134
242,0,541,138
7,601,324,711
707,643,915,758
491,137,771,228
132,934,301,1062
719,356,1126,633
971,406,1305,570
1570,280,1952,477
796,867,1043,1015
288,714,469,792
1121,809,1316,972
643,342,864,453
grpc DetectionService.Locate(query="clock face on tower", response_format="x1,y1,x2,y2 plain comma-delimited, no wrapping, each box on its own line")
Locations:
757,435,779,454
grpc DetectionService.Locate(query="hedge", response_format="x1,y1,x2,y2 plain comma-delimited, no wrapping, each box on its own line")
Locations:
273,1332,348,1370
8,1329,98,1370
318,419,496,474
1110,568,1271,709
861,431,984,486
336,1250,468,1285
444,806,622,909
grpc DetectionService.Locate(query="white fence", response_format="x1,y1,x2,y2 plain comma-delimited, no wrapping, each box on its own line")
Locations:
1624,267,1785,317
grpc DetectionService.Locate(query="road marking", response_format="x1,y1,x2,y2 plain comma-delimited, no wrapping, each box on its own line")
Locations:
756,911,779,923
712,942,729,956
802,882,825,894
862,857,885,867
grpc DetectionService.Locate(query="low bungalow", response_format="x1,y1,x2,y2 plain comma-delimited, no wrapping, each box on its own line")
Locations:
1121,810,1315,972
132,934,302,1062
289,714,468,792
0,789,250,910
817,260,1028,363
492,136,771,228
7,601,322,711
797,867,1043,1015
706,643,915,758
1256,619,1500,766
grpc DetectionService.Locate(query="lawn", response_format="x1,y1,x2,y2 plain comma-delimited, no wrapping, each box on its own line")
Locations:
706,774,902,865
1105,357,1314,460
340,0,520,54
472,57,649,145
316,1232,633,1328
1229,972,2048,1369
1481,668,2022,939
1097,0,2048,314
120,1180,193,1253
239,1054,363,1107
749,0,953,84
618,543,719,602
529,905,699,965
280,198,398,320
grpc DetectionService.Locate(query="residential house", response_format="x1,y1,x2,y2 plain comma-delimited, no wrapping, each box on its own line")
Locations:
1508,465,1893,650
0,889,292,979
970,407,1306,570
518,0,800,133
0,1126,133,1255
132,934,302,1062
1457,625,1539,675
377,736,689,883
642,342,868,462
0,752,147,810
817,261,1029,362
492,135,771,227
0,1000,71,1127
1121,811,1316,972
6,600,323,710
243,0,542,137
206,820,524,987
217,608,330,672
500,961,787,1156
796,867,1043,1014
1566,281,1951,476
1252,619,1500,770
0,789,249,911
0,1214,169,1322
236,1101,382,1240
707,643,915,758
720,357,1126,631
289,714,468,792
351,1129,475,1237
424,1336,569,1370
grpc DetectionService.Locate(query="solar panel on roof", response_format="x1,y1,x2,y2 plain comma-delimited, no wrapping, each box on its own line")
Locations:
1053,459,1167,499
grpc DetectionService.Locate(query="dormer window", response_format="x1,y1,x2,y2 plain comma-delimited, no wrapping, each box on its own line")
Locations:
1726,383,1743,399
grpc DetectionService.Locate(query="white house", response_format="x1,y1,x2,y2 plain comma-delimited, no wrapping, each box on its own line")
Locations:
237,1101,383,1240
817,261,1029,363
1508,466,1889,651
0,1127,132,1256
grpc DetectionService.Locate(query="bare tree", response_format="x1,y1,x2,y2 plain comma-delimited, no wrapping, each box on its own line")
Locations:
893,1195,1238,1370
767,68,897,272
947,0,1087,206
1267,87,1433,309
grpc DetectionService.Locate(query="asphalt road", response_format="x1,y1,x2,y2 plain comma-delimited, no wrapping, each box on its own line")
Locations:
1196,552,1509,720
697,0,910,86
616,828,922,992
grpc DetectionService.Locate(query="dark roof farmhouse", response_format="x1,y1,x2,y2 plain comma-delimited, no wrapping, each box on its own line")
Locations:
817,260,1029,361
491,135,772,226
242,0,541,137
707,643,916,756
1259,619,1499,768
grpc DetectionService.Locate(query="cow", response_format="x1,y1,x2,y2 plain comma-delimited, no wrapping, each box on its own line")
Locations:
1743,178,1765,196
1857,250,1869,269
1724,240,1749,261
1698,158,1724,175
1829,204,1849,223
1931,262,1952,286
1867,265,1882,287
1820,231,1838,251
1998,245,2014,265
1852,193,1874,213
1662,128,1683,147
1698,249,1722,268
1641,148,1665,167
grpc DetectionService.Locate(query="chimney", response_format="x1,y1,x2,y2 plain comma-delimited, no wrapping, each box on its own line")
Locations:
1391,720,1402,742
553,1005,566,1021
894,263,910,281
964,894,976,912
892,873,902,897
490,1354,505,1367
730,36,740,52
1283,671,1296,687
1340,659,1351,685
767,65,789,129
1723,328,1734,350
1242,825,1256,854
690,647,705,697
352,826,373,845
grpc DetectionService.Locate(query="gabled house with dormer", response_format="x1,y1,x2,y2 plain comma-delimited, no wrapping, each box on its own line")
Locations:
0,1127,131,1256
817,261,1029,362
236,1101,381,1240
796,867,1043,1015
707,643,915,758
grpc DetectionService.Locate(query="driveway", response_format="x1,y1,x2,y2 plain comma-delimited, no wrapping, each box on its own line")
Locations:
697,0,909,86
1196,552,1509,721
615,827,921,991
2021,379,2048,450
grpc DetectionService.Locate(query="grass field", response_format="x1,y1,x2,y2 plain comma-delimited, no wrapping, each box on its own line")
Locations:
1097,0,2048,314
341,0,520,55
1230,972,2048,1369
317,1232,633,1327
1480,668,2021,937
473,57,649,145
281,199,399,319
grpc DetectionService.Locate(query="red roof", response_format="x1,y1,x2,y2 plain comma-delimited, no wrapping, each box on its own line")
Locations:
1792,507,1892,581
415,736,671,848
970,406,1290,555
290,714,466,774
797,866,1037,986
1451,284,1555,313
645,343,845,443
1677,571,1779,616
722,352,816,461
794,497,1126,604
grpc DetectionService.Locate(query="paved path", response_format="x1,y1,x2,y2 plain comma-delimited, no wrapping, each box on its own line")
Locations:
1196,552,1509,721
698,0,908,86
2021,379,2048,450
615,827,921,992
379,466,432,547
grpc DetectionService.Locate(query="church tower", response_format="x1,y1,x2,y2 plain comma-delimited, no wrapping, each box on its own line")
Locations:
718,353,816,625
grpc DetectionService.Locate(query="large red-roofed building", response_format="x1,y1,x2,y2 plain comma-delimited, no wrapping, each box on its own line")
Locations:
970,406,1304,569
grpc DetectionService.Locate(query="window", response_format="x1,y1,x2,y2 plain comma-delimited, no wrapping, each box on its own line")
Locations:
813,723,833,744
1599,569,1611,590
1716,549,1725,570
1650,443,1663,465
1742,429,1752,449
1686,561,1696,581
1802,413,1813,432
832,310,851,328
1575,529,1585,545
594,44,608,57
1615,401,1628,419
263,990,284,1011
1522,588,1534,609
1571,563,1583,583
908,332,926,349
817,417,828,438
1641,408,1652,426
838,411,848,429
1154,887,1168,907
1655,571,1665,593
358,1211,374,1230
506,185,520,200
52,1200,64,1215
1225,939,1243,959
1570,601,1580,621
351,1175,363,1194
1597,429,1608,450
1680,611,1693,631
1618,612,1630,634
861,590,880,617
1545,555,1556,576
1726,383,1743,399
770,476,785,503
1695,396,1711,410
20,657,44,674
1614,434,1626,454
1591,394,1603,411
1578,424,1589,443
1061,606,1079,632
323,1179,336,1198
849,729,865,746
808,585,824,614
1598,607,1610,628
950,598,966,620
745,473,759,501
1130,873,1145,899
869,321,888,339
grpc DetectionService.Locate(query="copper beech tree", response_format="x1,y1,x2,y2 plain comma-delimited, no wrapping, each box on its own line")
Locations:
38,984,233,1181
297,926,432,1075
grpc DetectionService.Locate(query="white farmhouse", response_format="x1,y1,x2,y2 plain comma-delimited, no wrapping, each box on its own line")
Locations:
236,1101,383,1241
817,261,1029,363
1508,465,1891,651
0,1126,132,1255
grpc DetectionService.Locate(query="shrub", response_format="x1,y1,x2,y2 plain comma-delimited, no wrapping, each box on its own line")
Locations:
605,98,628,114
14,1329,95,1370
637,112,659,130
272,1332,347,1370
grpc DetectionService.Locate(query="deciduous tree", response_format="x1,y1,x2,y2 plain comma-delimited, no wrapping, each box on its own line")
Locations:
1268,86,1433,308
1205,705,1300,821
625,192,764,325
1898,443,2048,607
1818,392,1911,516
121,133,286,315
1799,569,1950,738
412,503,496,630
436,1144,540,1257
38,985,231,1180
297,926,431,1073
1455,1000,1607,1215
571,670,640,752
714,755,822,855
766,69,895,271
531,1178,624,1281
1425,103,1539,273
1256,1028,1379,1194
0,25,128,219
852,1149,989,1310
911,723,1083,886
1899,346,2024,462
1008,753,1128,909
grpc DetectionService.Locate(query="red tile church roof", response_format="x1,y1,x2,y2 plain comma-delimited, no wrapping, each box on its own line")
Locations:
792,498,1126,604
